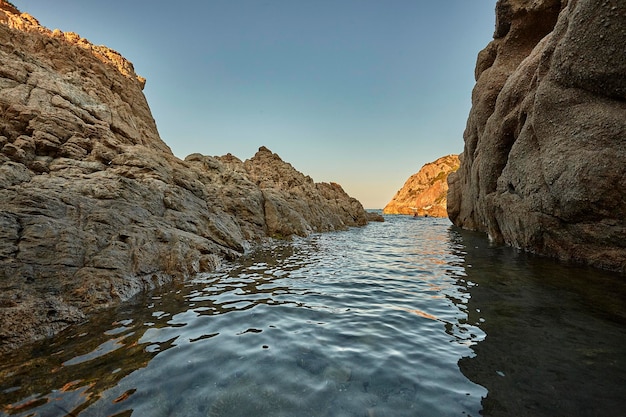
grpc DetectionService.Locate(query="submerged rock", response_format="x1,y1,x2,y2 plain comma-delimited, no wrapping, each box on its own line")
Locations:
0,2,371,352
448,0,626,272
383,155,459,217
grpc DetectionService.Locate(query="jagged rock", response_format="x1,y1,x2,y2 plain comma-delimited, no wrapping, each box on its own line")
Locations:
383,155,459,217
448,0,626,272
0,2,372,352
365,211,385,222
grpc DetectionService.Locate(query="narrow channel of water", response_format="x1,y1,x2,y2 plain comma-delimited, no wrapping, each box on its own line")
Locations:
1,215,625,416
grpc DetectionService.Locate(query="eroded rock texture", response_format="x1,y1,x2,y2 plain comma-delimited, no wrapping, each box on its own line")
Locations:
383,155,459,217
0,2,371,352
448,0,626,272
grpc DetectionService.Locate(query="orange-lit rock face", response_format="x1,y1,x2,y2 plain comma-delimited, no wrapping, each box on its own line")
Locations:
0,3,146,86
447,0,626,272
383,155,459,218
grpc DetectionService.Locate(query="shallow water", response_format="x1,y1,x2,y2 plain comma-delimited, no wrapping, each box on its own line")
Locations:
1,215,625,416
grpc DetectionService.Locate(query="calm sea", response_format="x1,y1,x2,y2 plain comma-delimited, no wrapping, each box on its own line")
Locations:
1,215,625,417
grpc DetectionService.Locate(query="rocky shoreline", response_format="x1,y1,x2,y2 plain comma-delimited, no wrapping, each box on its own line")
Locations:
0,2,381,353
448,0,626,273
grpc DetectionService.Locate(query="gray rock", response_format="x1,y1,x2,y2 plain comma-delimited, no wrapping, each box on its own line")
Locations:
0,4,372,352
448,0,626,273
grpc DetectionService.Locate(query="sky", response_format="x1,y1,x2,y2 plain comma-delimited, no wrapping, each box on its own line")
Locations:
13,1,496,208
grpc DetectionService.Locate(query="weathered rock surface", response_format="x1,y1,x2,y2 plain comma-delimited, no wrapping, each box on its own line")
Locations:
0,2,373,352
448,0,626,272
383,155,459,217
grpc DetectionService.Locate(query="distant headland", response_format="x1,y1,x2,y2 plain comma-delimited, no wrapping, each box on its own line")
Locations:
383,154,459,218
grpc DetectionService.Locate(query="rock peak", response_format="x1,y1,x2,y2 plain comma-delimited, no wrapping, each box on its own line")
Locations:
0,0,19,15
0,0,145,88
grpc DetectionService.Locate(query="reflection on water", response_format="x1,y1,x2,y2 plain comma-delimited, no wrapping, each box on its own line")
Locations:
1,216,625,416
451,228,626,417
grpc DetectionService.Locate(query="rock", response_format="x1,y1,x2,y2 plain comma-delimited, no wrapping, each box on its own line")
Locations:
0,2,372,352
383,155,459,217
243,146,370,237
447,0,626,273
365,211,385,222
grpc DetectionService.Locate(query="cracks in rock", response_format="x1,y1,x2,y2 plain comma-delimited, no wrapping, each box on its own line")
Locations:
14,216,22,259
1,212,24,262
507,182,517,195
0,101,35,141
259,189,269,235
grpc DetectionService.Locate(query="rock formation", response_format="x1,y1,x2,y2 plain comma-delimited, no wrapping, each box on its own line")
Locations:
447,0,626,272
0,2,375,352
383,154,459,217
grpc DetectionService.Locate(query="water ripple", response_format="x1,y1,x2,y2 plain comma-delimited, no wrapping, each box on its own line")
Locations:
1,216,486,417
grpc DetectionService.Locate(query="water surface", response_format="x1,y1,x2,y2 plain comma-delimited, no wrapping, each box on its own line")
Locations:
1,215,625,416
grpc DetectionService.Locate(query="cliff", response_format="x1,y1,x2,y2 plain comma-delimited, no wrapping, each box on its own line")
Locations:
448,0,626,272
383,154,459,217
0,3,373,352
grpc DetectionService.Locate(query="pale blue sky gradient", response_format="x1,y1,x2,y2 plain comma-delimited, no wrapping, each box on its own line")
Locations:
14,1,496,208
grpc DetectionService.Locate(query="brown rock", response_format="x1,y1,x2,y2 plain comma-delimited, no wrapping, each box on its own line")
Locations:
447,0,626,272
244,146,370,236
0,3,372,352
383,155,459,217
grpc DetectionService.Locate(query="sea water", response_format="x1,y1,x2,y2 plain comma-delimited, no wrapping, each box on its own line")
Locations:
1,215,625,417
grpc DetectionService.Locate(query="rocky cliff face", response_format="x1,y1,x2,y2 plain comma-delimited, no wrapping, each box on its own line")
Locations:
448,0,626,272
383,155,459,217
0,3,374,352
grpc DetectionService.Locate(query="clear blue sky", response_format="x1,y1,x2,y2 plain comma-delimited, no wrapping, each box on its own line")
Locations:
14,1,496,208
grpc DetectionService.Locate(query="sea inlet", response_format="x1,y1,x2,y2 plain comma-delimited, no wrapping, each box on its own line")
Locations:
1,215,625,416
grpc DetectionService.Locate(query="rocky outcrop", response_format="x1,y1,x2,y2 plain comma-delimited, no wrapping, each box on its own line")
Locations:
383,155,459,217
0,2,372,352
447,0,626,272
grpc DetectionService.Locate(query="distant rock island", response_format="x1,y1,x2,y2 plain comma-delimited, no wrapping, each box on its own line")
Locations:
448,0,626,272
0,2,380,352
383,155,459,217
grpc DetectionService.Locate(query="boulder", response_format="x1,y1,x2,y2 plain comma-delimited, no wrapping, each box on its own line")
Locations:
448,0,626,272
384,154,459,217
0,2,371,352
